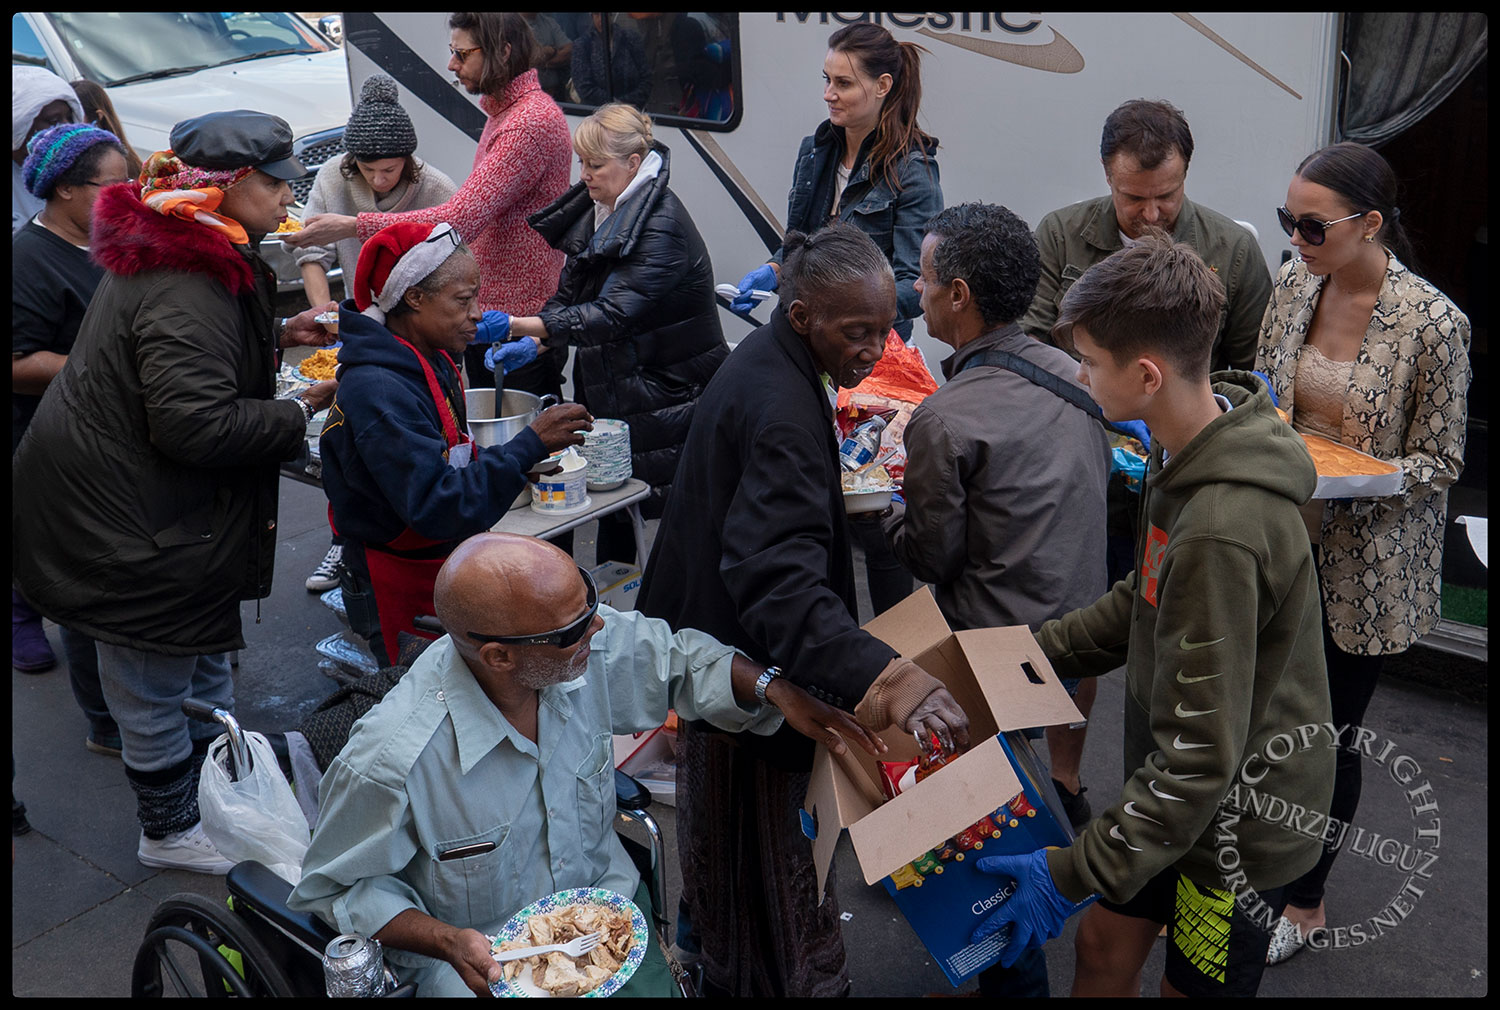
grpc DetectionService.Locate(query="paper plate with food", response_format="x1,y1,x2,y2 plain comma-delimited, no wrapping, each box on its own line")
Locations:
842,463,897,514
298,346,341,382
489,887,648,998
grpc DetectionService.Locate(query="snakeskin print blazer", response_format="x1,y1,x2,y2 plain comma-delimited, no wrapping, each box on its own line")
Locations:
1255,255,1471,655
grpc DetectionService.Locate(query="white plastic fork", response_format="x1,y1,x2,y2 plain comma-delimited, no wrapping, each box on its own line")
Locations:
493,931,603,963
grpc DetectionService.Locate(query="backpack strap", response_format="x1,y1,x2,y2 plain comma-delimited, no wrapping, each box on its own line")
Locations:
957,348,1133,438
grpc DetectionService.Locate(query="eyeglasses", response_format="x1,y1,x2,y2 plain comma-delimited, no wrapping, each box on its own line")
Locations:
424,226,462,252
449,44,481,62
466,567,599,648
82,179,131,188
1276,206,1365,246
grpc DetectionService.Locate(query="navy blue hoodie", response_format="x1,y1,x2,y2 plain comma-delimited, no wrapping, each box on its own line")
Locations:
320,302,547,556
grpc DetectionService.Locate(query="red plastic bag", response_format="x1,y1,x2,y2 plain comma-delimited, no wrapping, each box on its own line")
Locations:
835,331,939,486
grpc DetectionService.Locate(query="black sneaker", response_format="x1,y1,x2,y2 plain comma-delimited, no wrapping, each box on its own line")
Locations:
13,796,32,836
1052,778,1092,830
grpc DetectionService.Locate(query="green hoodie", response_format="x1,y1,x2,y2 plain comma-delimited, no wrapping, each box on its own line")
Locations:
1038,371,1334,905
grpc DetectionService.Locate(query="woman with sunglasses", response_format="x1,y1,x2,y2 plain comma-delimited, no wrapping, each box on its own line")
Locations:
1255,141,1471,965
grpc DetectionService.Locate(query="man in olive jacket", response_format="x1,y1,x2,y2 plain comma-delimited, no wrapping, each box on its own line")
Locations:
12,111,335,874
1020,99,1271,373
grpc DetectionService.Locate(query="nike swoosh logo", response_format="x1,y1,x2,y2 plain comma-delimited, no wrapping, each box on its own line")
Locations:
1173,734,1214,751
1148,780,1186,802
1175,702,1219,718
1180,636,1226,651
916,26,1085,75
1110,825,1143,852
1177,669,1222,684
1123,801,1163,825
1163,768,1206,780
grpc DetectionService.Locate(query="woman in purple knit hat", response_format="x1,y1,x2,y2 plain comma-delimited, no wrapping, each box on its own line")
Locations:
12,122,129,757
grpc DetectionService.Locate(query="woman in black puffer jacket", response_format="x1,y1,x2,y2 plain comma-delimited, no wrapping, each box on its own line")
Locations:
508,103,727,563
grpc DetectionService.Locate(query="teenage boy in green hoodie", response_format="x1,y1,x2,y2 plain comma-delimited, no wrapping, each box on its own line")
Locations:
967,234,1333,997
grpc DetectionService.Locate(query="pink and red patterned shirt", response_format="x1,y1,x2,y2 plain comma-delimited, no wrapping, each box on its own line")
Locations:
356,69,570,314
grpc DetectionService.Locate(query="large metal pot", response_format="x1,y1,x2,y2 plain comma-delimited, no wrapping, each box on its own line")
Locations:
464,389,558,448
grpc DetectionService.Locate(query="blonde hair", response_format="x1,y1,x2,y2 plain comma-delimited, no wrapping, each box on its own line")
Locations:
573,102,653,164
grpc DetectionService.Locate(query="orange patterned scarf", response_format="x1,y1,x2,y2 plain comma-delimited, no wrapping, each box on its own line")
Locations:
138,149,254,245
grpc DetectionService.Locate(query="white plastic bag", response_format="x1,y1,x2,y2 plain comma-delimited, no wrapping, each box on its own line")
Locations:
199,730,311,884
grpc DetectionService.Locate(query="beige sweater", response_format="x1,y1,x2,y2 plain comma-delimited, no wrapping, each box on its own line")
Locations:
293,156,458,279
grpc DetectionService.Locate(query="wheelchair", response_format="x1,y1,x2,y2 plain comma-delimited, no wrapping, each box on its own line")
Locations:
131,701,679,997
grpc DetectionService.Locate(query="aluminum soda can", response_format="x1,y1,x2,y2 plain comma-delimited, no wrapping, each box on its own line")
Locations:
323,933,386,997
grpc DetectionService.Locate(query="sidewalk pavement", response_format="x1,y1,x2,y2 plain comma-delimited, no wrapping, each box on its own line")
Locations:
12,477,1490,996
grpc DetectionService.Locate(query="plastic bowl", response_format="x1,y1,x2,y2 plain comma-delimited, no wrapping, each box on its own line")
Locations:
843,487,894,514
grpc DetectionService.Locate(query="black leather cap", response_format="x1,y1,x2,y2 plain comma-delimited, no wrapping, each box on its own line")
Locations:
169,109,306,180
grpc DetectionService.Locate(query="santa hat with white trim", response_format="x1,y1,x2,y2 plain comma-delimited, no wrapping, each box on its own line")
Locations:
353,220,465,324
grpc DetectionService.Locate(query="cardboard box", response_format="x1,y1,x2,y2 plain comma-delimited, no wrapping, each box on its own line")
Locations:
592,561,642,611
801,587,1082,986
1299,431,1403,499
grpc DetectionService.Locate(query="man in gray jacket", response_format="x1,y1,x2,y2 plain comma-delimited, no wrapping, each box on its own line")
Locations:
875,204,1110,996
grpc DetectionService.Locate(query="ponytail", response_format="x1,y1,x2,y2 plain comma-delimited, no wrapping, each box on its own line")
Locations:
827,24,936,194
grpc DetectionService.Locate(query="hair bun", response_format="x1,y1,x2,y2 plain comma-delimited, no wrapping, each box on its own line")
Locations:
360,73,400,106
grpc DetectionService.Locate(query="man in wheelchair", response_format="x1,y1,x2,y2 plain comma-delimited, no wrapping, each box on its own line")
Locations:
290,532,882,997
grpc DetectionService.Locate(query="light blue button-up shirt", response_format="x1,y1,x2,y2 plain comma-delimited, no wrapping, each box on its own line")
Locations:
289,606,781,991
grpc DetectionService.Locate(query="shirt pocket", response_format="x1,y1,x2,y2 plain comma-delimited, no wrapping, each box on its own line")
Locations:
1059,263,1086,297
575,732,615,861
427,821,512,929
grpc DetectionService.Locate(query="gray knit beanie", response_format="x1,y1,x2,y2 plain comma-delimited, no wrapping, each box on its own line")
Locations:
343,74,418,161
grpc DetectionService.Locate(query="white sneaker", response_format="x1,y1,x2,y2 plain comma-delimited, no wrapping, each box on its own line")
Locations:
138,822,235,875
305,544,344,592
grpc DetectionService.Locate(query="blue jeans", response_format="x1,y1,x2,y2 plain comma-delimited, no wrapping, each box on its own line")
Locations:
58,627,116,739
94,645,234,774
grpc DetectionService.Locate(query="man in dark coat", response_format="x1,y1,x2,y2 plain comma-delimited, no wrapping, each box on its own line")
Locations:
12,111,336,874
638,223,970,997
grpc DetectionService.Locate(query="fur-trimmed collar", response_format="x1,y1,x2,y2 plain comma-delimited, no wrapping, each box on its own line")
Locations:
90,182,257,295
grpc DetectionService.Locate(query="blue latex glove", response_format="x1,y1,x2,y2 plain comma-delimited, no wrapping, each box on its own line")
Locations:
971,849,1098,968
1111,418,1151,453
471,310,512,345
1250,370,1280,407
484,337,538,375
730,264,777,313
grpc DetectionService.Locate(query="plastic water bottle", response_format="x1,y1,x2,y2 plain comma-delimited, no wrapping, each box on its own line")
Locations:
838,415,889,471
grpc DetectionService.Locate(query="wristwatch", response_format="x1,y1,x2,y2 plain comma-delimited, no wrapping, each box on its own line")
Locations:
753,665,783,705
292,395,315,423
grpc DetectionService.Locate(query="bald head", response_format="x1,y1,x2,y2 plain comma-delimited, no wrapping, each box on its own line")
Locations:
435,533,587,655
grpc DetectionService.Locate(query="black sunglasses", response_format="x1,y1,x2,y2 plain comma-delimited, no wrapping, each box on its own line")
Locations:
466,567,599,648
1277,206,1364,246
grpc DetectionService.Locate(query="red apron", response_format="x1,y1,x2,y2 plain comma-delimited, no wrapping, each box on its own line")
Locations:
334,339,470,658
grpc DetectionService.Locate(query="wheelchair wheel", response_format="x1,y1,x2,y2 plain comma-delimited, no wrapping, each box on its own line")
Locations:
132,892,296,997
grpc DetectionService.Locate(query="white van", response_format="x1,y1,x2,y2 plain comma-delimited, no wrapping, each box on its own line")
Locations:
346,11,1488,659
12,11,351,291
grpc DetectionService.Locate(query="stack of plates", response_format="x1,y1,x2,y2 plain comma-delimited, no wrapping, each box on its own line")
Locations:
584,419,632,490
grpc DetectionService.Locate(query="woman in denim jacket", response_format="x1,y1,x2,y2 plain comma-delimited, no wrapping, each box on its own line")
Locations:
729,22,942,341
